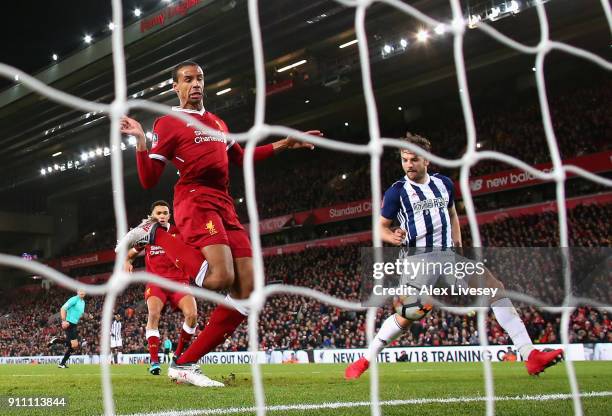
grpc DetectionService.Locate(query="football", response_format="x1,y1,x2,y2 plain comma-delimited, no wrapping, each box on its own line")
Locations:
393,294,434,320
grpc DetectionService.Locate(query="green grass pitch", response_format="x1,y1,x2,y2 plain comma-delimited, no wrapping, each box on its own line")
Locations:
0,361,610,415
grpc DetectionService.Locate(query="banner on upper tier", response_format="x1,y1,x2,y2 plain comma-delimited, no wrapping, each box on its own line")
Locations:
457,151,612,197
3,344,612,365
44,192,612,270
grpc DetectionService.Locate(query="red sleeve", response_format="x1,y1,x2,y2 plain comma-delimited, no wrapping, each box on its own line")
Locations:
227,143,275,167
149,117,176,164
136,116,176,189
136,150,165,189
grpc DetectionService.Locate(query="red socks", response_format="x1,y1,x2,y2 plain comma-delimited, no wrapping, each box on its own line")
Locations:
175,323,197,358
176,305,246,365
146,330,160,364
154,230,206,279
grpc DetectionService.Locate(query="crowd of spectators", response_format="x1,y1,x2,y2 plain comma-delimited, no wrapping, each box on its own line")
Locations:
231,81,611,220
50,82,610,258
1,202,610,357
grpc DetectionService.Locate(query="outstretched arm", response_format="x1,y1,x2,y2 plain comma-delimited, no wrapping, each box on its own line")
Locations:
228,130,322,167
120,116,165,188
270,130,321,154
227,142,275,167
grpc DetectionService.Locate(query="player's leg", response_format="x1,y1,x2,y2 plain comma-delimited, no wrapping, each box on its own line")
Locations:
111,340,123,364
119,221,210,284
368,314,411,361
174,271,247,366
175,230,250,366
474,269,563,374
166,209,242,387
124,211,236,288
48,334,64,347
59,325,78,368
347,249,435,380
155,208,236,290
152,230,211,284
478,270,533,357
174,294,198,358
171,208,236,289
198,244,235,290
168,259,247,387
145,290,165,375
345,314,412,380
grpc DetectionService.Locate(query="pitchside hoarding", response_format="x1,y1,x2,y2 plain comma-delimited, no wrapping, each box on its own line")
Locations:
314,345,588,364
4,344,612,365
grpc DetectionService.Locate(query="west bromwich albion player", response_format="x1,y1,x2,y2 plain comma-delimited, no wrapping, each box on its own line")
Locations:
345,133,563,379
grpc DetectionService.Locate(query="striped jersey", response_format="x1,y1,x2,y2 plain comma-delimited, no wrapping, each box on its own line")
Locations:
381,173,455,247
111,320,122,340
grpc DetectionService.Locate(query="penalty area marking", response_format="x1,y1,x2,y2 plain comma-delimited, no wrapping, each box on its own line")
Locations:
121,391,612,416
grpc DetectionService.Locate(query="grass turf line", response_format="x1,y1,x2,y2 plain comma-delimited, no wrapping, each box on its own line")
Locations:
0,361,610,415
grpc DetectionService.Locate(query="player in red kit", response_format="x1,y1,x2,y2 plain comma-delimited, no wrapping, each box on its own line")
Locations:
119,61,321,387
123,201,199,377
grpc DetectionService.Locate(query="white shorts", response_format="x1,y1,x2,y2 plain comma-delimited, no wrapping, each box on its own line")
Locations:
111,338,123,348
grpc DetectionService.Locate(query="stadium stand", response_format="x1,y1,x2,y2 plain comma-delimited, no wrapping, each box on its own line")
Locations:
1,202,609,356
48,81,611,260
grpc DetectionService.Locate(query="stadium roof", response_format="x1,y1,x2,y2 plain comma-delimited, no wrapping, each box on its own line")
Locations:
0,0,608,209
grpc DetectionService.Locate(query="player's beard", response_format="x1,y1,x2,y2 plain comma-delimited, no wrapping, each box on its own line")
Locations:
406,169,425,182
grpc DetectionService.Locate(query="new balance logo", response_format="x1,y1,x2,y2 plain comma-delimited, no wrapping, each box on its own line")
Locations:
470,179,483,191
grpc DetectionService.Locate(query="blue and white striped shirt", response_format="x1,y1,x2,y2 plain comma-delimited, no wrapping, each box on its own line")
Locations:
111,320,122,341
381,173,455,247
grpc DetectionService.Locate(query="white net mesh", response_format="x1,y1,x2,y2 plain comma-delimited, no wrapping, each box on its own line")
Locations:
0,0,611,415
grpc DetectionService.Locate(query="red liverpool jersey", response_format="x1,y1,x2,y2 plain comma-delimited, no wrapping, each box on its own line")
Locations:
144,224,186,282
149,107,235,207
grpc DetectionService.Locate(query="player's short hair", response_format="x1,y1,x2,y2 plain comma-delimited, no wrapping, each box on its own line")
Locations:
401,132,432,154
150,200,170,212
172,60,201,82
